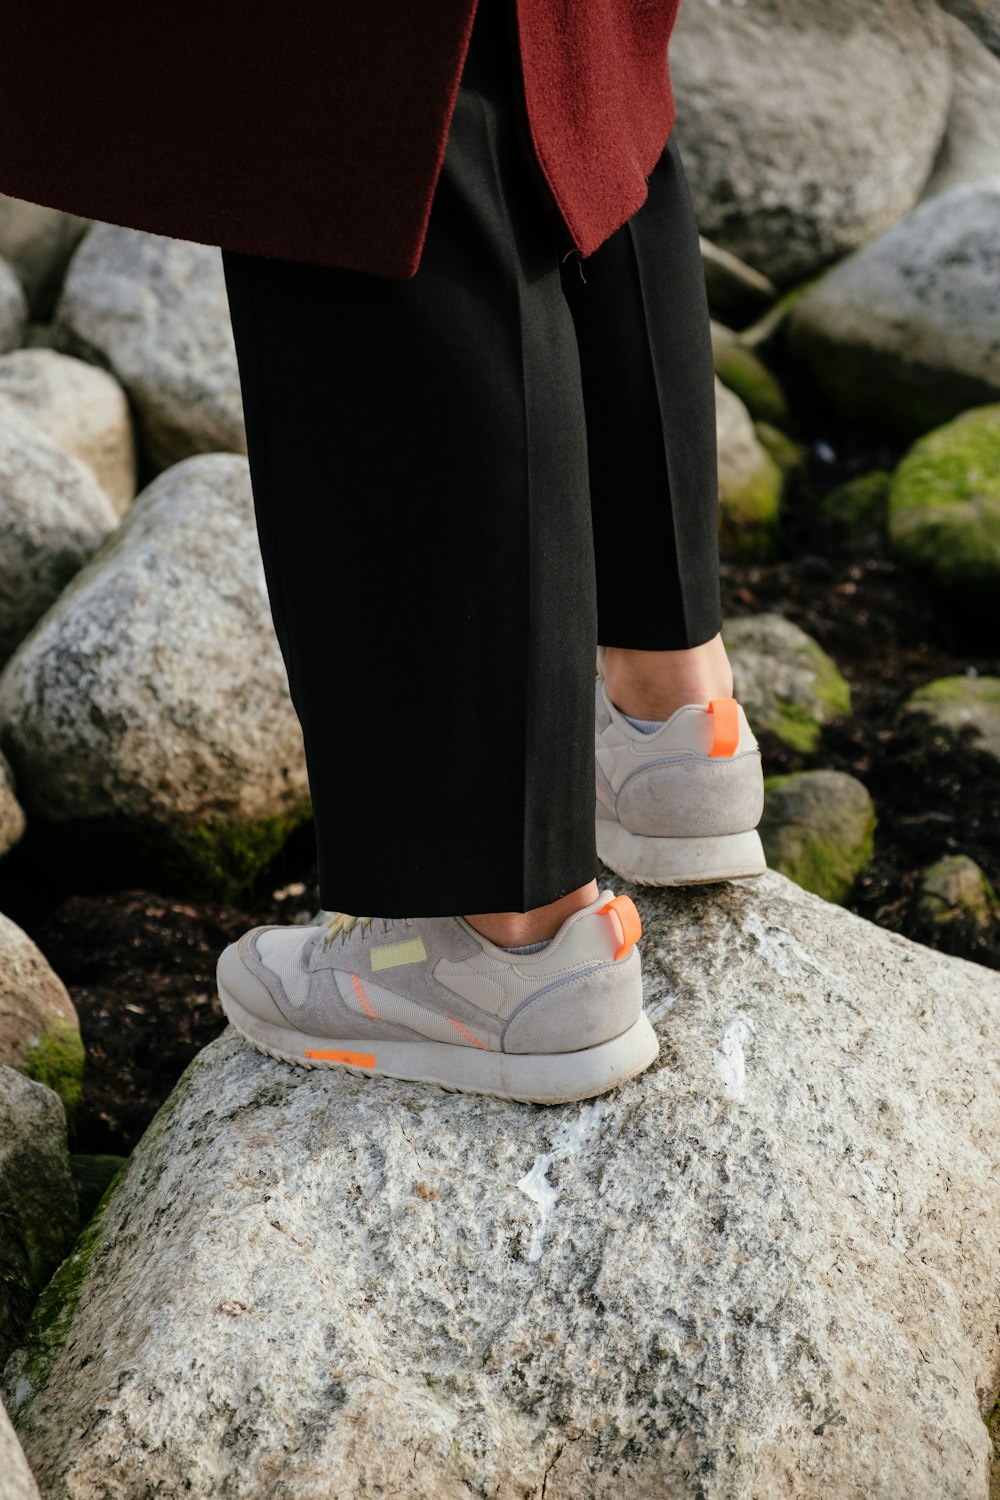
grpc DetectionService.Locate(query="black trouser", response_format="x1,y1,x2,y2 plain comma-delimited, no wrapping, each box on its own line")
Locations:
221,0,720,917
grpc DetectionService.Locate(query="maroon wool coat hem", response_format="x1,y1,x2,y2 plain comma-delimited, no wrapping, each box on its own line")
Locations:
0,0,682,278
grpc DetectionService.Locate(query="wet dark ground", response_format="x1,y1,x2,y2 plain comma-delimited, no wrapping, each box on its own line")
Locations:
0,407,996,1157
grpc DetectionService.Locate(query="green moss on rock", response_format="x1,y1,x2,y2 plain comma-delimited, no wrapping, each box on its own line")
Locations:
711,328,791,427
22,1020,84,1121
904,676,1000,763
162,798,313,902
718,455,784,562
9,1162,124,1418
760,770,876,904
888,405,1000,601
755,422,805,477
820,470,891,539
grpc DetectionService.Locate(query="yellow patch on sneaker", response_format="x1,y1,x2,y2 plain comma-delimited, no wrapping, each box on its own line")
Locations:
371,937,428,971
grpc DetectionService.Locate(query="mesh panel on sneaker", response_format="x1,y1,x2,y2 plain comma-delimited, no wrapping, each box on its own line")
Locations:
333,970,499,1049
255,927,320,1007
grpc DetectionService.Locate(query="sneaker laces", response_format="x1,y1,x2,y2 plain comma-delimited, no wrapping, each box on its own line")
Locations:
321,913,400,948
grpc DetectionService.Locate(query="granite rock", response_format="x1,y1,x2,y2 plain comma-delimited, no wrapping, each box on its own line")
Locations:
724,613,852,755
5,874,998,1498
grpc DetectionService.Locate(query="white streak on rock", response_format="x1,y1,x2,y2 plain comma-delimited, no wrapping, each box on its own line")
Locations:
516,1099,606,1262
717,1016,752,1101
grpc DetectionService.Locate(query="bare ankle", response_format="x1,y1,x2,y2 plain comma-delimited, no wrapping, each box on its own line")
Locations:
465,880,599,947
602,634,733,721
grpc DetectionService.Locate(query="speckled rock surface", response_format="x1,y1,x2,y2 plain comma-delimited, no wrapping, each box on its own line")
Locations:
5,873,998,1499
921,16,1000,201
0,452,309,899
669,0,950,285
0,348,136,515
787,179,1000,438
715,378,783,559
0,911,82,1117
760,770,876,905
52,226,244,474
0,197,88,320
0,1067,77,1371
0,1398,40,1500
724,613,852,754
0,256,27,356
0,405,119,665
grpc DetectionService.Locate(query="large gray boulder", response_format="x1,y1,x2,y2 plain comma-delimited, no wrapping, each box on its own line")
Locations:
0,256,27,355
0,452,309,899
0,406,119,665
0,197,88,319
0,348,136,515
920,14,1000,200
4,874,997,1498
0,1067,77,1371
0,911,83,1118
668,0,951,286
787,179,1000,438
52,226,245,475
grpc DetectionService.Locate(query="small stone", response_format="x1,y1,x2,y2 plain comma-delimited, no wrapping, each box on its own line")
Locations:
759,770,876,904
0,347,136,515
52,225,245,475
0,195,88,319
0,254,27,355
916,854,998,938
0,404,119,666
887,404,1000,607
715,379,783,559
903,675,1000,763
0,747,26,859
711,322,790,427
724,614,852,754
0,910,83,1118
700,237,777,327
0,1065,78,1369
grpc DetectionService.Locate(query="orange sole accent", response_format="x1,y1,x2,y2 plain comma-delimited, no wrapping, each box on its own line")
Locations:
304,1048,376,1067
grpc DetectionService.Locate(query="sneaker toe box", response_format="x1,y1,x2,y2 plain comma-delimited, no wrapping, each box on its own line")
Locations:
217,935,289,1027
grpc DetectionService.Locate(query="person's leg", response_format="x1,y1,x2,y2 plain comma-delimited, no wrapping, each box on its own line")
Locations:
561,133,766,887
560,133,732,720
221,0,597,931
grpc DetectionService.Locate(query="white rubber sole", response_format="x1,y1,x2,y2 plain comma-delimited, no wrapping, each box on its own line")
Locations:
218,984,660,1105
597,822,767,887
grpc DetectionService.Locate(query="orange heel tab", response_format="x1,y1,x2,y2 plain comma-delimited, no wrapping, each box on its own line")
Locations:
596,895,642,961
707,698,740,758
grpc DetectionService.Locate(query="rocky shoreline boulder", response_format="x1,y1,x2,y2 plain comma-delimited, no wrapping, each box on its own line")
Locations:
52,226,245,476
5,873,998,1498
724,613,852,754
0,912,83,1117
0,451,310,899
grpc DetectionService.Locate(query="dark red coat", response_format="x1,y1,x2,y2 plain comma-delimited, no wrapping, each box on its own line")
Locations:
0,1,681,278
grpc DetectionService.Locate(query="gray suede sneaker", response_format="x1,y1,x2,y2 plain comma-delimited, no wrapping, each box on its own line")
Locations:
595,678,766,885
217,889,657,1104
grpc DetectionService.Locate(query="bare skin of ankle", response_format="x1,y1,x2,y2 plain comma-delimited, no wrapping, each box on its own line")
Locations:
602,633,734,721
465,879,599,947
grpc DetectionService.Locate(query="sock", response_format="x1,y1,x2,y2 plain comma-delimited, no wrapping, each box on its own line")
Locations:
623,712,665,735
502,939,551,954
